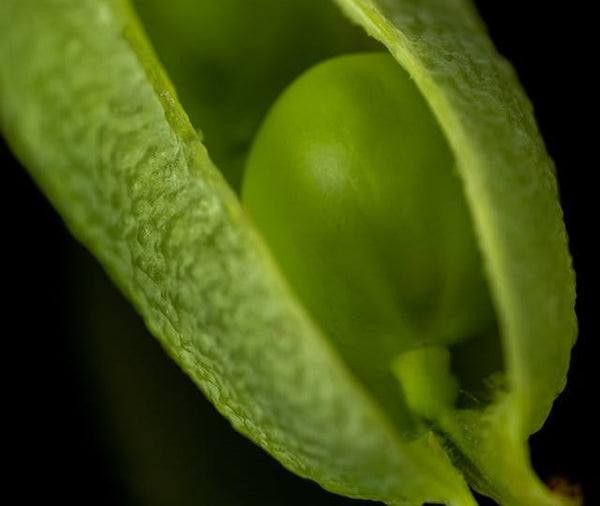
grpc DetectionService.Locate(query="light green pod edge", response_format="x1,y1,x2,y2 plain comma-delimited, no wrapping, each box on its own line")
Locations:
0,1,577,505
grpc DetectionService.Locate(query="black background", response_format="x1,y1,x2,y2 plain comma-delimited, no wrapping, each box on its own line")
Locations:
3,2,596,504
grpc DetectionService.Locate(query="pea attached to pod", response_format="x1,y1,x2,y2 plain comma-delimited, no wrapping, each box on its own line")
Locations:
242,52,500,427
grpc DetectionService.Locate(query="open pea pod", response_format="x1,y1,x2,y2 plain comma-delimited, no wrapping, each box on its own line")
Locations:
0,0,577,505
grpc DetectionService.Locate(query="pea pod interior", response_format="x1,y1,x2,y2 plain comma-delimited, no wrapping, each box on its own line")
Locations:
241,52,502,432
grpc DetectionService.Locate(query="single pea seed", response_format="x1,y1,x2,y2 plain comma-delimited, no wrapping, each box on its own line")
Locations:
242,52,495,421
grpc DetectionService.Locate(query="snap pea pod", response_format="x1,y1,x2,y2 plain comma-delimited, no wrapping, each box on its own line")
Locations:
0,0,577,504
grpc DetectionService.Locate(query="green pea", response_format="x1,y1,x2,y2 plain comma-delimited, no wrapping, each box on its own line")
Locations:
242,52,497,422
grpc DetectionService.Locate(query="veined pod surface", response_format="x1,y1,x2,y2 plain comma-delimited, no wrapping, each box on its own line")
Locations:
0,1,579,505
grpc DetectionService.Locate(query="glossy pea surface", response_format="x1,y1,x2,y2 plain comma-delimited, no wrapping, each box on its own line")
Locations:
242,53,497,424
